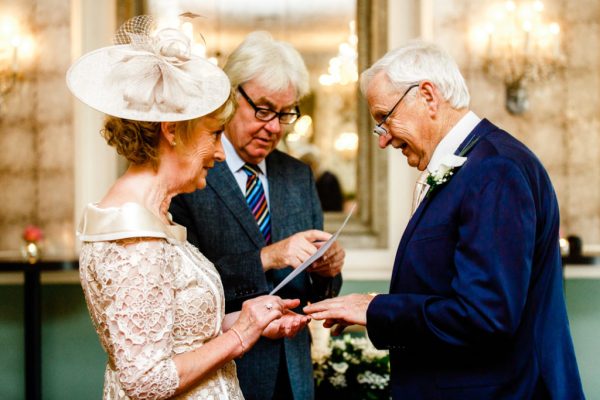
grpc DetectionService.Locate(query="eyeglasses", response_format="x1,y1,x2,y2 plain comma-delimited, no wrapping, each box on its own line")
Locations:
372,84,419,137
238,86,301,124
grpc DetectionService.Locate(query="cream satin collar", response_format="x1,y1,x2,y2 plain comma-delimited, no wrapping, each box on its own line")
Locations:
78,202,186,242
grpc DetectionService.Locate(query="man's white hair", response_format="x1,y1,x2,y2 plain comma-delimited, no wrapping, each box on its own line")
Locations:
360,41,470,109
224,31,309,100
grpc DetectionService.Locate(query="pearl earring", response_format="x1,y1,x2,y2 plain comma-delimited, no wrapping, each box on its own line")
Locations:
171,141,177,147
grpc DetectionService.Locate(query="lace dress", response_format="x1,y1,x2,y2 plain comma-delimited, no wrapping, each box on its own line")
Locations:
78,202,244,399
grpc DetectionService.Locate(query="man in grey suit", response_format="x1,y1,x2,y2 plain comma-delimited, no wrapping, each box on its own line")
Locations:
170,31,345,400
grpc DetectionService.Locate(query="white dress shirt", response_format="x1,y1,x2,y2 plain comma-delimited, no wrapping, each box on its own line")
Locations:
427,110,482,174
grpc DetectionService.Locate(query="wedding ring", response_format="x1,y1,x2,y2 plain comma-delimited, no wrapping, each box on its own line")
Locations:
265,303,273,311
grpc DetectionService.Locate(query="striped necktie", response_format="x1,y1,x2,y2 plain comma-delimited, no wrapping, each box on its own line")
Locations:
242,163,271,244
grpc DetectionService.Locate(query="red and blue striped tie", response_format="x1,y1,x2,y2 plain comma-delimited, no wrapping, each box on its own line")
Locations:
242,163,271,244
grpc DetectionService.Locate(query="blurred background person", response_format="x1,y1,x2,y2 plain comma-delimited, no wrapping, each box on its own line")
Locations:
299,150,344,212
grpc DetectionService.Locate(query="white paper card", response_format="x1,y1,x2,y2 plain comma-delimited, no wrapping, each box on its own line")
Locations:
269,205,355,295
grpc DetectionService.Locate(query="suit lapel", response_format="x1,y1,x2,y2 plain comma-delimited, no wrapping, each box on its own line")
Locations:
390,119,496,285
207,161,265,248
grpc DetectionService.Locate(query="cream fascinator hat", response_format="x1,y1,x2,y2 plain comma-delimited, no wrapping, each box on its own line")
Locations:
66,15,230,122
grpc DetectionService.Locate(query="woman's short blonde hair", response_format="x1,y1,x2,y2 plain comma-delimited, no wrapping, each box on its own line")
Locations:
101,90,236,168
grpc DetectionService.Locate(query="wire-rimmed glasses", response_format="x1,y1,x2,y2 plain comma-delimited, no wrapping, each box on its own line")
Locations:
372,84,419,137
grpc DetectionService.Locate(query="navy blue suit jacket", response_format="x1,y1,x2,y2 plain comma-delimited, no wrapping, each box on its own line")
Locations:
367,120,584,399
170,149,342,400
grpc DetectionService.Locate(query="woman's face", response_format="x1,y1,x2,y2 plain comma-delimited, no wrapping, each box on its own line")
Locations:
175,116,225,193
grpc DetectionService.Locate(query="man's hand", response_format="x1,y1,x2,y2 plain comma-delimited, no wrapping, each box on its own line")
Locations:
308,241,345,277
260,230,331,271
262,310,311,339
303,294,375,335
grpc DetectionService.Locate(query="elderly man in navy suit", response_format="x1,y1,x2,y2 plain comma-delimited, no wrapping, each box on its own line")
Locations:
170,32,344,400
305,41,584,399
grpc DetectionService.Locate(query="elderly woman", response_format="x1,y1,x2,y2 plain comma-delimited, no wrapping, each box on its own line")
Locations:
67,16,308,399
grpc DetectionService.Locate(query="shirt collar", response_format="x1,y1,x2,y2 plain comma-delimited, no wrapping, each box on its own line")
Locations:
427,110,481,173
222,134,268,175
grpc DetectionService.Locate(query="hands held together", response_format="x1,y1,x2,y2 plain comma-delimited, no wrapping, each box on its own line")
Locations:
228,292,376,359
228,295,311,357
228,229,348,356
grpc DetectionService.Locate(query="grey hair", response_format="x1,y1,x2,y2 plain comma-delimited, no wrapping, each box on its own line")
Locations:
360,41,470,109
223,31,310,100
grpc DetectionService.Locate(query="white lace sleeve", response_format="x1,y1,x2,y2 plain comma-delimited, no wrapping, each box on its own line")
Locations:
82,239,180,399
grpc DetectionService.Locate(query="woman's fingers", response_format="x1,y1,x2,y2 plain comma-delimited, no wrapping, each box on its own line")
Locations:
281,298,301,310
261,310,311,340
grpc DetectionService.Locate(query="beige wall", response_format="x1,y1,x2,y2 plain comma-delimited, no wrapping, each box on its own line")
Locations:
430,0,600,246
0,0,598,264
0,0,75,256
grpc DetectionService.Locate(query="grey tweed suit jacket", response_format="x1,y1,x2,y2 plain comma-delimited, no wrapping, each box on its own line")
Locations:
170,149,342,400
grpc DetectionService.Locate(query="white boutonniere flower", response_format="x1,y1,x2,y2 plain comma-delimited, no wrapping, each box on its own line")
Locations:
425,154,467,197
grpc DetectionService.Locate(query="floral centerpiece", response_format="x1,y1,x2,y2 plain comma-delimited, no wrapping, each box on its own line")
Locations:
313,328,390,400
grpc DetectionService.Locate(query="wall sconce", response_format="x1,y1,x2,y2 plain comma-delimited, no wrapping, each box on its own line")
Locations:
472,1,563,114
0,16,33,113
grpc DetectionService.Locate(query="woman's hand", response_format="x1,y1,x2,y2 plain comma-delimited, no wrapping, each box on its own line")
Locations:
262,310,311,339
231,296,301,351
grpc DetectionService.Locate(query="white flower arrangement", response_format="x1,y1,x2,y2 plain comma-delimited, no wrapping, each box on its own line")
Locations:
311,322,390,399
425,154,467,197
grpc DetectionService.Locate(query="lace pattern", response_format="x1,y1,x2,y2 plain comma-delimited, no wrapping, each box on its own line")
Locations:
80,238,244,399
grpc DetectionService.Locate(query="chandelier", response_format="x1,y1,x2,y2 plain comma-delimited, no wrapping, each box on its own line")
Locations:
319,20,358,86
472,1,563,114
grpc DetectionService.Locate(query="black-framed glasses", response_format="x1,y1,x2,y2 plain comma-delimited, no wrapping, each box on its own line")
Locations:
372,84,419,137
238,86,300,124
